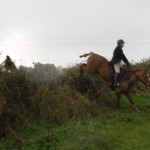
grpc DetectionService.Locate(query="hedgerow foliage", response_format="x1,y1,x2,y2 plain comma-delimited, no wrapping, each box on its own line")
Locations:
0,59,149,138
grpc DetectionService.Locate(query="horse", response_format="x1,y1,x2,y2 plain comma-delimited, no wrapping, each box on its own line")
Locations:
79,52,150,110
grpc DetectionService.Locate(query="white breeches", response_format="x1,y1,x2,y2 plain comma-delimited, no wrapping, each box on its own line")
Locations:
113,62,121,73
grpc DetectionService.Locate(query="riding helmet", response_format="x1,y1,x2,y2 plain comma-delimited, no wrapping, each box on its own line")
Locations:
117,39,125,45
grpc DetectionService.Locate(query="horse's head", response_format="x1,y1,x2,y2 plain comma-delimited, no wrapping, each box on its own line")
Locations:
135,69,150,88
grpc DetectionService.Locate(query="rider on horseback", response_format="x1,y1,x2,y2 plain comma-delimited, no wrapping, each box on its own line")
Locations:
4,55,17,72
110,39,130,87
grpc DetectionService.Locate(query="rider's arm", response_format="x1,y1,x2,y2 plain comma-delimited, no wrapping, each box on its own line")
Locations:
119,49,130,65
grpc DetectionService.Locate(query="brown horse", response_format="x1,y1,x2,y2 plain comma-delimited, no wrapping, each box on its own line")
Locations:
79,52,150,110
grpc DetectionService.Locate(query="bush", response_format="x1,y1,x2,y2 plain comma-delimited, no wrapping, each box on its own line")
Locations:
1,60,148,138
60,66,115,106
0,72,31,138
30,85,94,126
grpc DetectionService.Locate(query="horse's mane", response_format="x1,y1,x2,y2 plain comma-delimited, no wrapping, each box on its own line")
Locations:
120,69,140,82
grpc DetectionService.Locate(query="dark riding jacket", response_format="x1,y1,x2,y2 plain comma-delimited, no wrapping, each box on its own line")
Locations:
110,46,130,65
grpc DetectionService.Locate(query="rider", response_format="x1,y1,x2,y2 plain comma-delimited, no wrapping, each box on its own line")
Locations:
110,39,130,87
4,55,17,72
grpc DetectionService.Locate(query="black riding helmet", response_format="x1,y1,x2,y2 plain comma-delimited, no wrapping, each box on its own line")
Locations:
117,39,125,45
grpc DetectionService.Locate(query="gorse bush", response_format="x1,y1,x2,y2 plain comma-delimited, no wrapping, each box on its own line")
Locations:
135,58,150,71
0,72,31,138
31,86,94,125
19,62,59,87
0,65,102,138
61,66,115,105
133,58,150,92
0,59,149,138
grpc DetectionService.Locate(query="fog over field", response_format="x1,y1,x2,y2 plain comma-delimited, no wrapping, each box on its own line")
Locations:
0,0,150,67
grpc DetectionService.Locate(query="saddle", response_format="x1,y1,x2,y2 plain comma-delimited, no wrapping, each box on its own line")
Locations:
109,63,127,86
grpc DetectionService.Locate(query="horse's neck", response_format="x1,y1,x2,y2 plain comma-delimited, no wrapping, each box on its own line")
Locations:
125,71,138,83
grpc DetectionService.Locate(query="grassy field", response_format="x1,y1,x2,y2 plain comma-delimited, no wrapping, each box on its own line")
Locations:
0,92,150,150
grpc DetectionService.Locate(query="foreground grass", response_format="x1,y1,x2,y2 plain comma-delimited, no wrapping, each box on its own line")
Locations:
0,93,150,150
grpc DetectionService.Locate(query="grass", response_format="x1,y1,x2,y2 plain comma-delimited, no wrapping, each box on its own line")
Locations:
0,93,150,150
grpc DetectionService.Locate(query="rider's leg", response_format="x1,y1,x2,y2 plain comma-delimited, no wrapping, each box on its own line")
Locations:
113,63,121,87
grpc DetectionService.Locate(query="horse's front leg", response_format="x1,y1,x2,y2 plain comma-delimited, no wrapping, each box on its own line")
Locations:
126,92,139,111
116,92,121,109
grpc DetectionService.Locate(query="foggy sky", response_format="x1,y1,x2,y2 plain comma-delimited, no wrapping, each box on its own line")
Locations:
0,0,150,67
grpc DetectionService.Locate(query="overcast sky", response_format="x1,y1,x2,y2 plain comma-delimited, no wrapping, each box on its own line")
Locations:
0,0,150,67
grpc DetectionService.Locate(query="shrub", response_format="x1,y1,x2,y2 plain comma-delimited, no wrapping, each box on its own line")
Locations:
0,60,148,138
30,85,94,126
60,66,115,106
0,72,31,138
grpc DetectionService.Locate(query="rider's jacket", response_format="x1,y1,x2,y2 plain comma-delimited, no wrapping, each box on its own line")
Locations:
110,46,130,65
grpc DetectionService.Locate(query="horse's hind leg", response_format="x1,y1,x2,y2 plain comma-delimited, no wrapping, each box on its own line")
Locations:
126,92,139,111
79,63,87,77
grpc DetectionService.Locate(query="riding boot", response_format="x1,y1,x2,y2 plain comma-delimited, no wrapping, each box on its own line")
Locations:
113,73,119,87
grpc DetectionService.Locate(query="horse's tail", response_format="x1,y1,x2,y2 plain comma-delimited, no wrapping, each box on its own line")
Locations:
79,52,94,58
